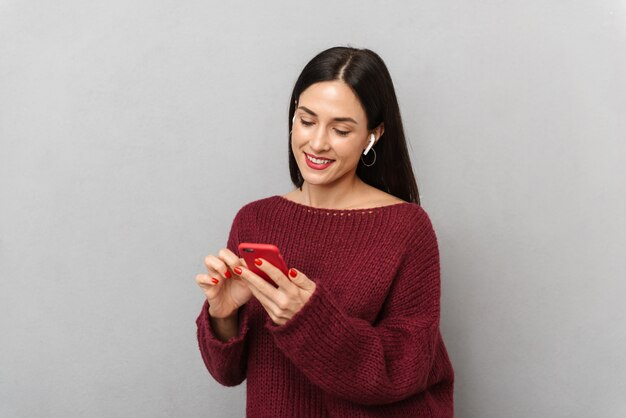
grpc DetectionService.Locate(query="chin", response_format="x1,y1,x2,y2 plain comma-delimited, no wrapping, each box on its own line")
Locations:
302,177,330,186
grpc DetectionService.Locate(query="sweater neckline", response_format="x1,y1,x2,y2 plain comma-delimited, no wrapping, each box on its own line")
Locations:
273,195,411,214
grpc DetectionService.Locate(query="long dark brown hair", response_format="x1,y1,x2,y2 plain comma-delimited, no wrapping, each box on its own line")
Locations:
288,46,420,205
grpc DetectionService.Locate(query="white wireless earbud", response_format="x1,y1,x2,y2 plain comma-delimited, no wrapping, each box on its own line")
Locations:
292,114,296,124
363,133,376,155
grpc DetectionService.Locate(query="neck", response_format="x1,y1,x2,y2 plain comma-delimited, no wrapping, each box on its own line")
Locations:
298,174,369,209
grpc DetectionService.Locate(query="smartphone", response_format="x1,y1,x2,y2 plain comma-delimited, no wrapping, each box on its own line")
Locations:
238,242,289,287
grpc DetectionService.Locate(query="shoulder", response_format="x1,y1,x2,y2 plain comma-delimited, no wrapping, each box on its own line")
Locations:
231,195,282,219
389,199,433,225
392,203,438,248
412,204,436,233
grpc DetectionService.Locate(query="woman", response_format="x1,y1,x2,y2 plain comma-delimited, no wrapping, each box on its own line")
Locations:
195,46,455,417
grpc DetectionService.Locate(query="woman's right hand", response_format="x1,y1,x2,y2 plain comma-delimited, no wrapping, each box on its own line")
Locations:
195,248,253,319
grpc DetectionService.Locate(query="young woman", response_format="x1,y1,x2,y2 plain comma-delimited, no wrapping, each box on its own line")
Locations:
195,46,455,417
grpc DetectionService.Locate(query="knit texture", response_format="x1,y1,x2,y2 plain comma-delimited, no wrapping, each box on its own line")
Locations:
196,195,454,417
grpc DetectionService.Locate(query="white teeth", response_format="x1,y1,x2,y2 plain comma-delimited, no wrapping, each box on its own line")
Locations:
306,154,333,164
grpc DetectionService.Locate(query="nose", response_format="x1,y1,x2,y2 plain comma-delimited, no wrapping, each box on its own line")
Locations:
308,126,330,152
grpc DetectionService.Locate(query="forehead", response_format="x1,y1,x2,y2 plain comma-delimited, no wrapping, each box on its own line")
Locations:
298,80,366,120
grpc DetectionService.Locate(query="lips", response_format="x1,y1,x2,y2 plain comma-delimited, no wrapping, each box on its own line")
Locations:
305,152,334,162
304,152,334,170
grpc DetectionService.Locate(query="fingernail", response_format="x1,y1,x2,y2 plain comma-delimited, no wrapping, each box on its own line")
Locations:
254,258,262,266
211,278,219,284
234,266,242,275
224,270,232,279
289,268,297,278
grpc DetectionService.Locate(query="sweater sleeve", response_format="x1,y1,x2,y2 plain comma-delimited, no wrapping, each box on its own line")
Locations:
265,209,442,405
196,208,251,386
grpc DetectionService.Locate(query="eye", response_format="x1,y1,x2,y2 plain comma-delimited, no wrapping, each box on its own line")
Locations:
334,129,350,137
300,119,314,126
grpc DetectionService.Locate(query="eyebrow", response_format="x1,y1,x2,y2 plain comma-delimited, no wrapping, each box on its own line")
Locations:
297,106,358,125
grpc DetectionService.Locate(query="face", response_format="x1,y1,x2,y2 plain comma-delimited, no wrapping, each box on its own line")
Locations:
291,80,382,187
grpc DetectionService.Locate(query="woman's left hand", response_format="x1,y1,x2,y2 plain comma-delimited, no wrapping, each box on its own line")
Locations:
233,259,316,326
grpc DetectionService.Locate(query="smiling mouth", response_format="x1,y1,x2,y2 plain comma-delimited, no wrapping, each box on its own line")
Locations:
304,153,334,164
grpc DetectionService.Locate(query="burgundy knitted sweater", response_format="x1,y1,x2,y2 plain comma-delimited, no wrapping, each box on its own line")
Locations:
196,195,454,417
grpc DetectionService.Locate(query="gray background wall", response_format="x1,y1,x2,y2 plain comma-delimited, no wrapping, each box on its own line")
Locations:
1,1,625,417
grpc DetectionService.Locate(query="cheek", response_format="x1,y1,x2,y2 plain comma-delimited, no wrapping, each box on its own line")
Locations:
290,134,304,160
335,142,363,160
290,133,300,151
290,129,308,149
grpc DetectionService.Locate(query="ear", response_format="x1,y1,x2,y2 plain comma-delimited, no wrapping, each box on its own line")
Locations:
373,122,384,144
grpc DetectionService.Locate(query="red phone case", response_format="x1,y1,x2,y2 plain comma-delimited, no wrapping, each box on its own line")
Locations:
238,243,289,287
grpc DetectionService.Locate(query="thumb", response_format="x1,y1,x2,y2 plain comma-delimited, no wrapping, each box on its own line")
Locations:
288,268,315,292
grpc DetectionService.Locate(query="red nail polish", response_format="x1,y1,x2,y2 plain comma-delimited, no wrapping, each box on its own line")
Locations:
254,258,262,266
224,270,232,279
211,278,219,284
289,268,297,278
234,266,242,275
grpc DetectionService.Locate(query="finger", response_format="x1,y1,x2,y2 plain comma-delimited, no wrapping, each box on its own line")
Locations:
226,257,249,280
217,248,243,271
195,272,222,286
241,273,281,315
234,265,280,302
204,254,232,280
195,273,222,297
253,258,294,291
285,267,316,292
204,264,224,282
219,248,248,280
